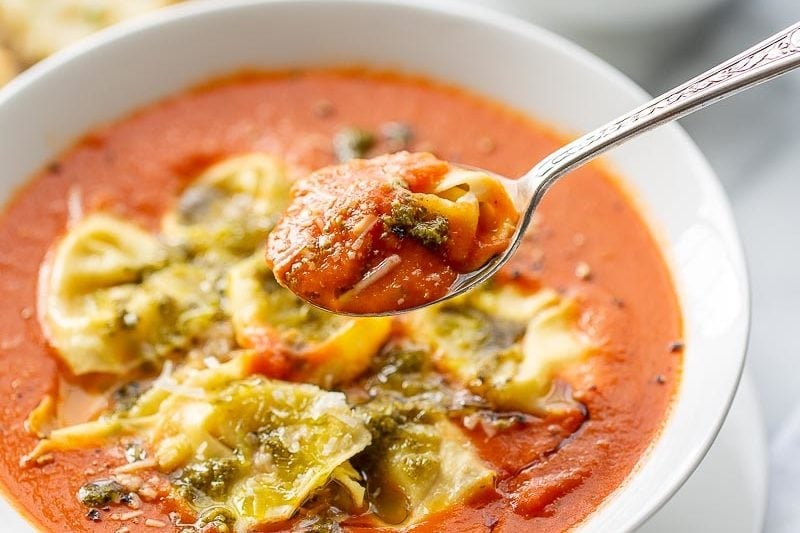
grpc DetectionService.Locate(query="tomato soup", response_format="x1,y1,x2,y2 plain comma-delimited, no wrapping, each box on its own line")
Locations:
0,70,681,532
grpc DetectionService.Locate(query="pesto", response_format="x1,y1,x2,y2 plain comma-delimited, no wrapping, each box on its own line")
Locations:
383,200,449,248
173,456,244,500
76,479,126,508
333,127,376,162
365,346,487,414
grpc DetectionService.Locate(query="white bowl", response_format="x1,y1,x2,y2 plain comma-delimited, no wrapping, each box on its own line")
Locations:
0,0,749,531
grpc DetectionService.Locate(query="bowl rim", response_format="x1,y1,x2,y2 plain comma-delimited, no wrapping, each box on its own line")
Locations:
0,0,750,531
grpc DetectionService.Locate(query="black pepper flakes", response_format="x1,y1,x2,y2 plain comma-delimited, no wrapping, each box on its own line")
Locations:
668,340,684,353
86,509,102,522
655,374,667,385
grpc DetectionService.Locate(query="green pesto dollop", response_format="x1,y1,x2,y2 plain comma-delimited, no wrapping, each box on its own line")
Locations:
173,455,245,500
383,200,449,248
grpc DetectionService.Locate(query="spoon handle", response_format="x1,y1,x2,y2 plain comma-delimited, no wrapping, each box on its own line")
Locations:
519,21,800,207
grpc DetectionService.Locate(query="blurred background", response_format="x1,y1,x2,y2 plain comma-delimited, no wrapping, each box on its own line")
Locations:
1,0,797,530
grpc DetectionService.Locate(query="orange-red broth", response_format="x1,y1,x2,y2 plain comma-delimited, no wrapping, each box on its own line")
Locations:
0,70,681,532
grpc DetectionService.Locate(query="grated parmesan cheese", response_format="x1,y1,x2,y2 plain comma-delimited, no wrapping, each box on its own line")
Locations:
113,458,157,474
150,361,206,400
341,254,401,299
66,185,83,227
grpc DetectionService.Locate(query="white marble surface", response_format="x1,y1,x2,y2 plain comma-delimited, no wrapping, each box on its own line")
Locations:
461,0,800,529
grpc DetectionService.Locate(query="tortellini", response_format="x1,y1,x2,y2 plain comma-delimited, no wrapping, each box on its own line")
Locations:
418,167,518,270
406,282,592,414
26,356,373,531
226,253,392,385
356,415,494,525
40,214,221,375
353,347,495,526
41,154,297,376
162,154,293,263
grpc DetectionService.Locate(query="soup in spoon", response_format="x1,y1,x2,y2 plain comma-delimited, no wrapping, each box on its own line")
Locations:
266,151,519,314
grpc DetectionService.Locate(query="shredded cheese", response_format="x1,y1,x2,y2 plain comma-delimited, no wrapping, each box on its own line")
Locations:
350,214,379,251
66,185,83,227
341,254,401,299
150,361,206,400
113,458,158,474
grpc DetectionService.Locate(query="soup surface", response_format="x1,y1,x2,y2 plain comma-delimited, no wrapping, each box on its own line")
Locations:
0,70,681,532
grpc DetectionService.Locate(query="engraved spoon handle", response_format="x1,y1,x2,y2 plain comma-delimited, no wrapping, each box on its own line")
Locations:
518,21,800,213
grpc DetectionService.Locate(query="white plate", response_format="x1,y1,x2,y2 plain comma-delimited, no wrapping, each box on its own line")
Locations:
639,371,768,532
0,1,750,530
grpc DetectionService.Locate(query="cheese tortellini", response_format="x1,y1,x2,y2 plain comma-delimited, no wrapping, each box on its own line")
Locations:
162,154,293,263
40,214,221,375
227,253,392,385
406,282,592,414
414,167,518,271
356,414,494,525
40,154,298,376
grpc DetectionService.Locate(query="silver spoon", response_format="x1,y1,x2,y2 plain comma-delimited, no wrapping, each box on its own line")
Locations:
326,21,800,317
395,20,800,315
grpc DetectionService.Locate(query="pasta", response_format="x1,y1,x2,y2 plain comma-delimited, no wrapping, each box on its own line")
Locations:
406,282,592,414
25,355,373,531
162,154,293,264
